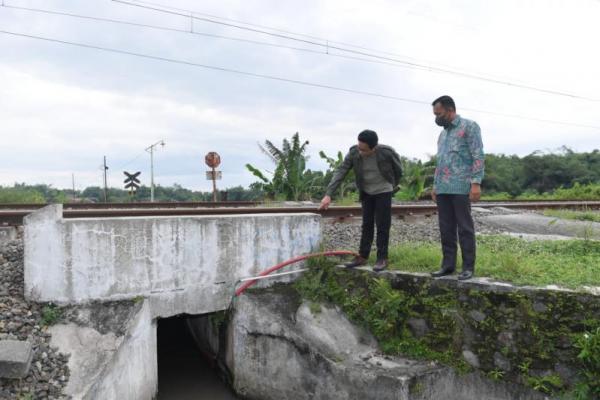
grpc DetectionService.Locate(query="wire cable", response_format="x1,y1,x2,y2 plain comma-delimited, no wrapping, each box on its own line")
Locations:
0,3,440,75
111,0,600,102
111,0,426,61
4,2,597,102
1,29,598,130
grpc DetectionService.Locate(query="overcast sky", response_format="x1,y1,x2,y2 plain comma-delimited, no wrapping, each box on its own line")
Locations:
1,0,599,191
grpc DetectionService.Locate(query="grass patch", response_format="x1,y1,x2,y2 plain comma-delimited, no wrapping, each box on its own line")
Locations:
480,192,513,201
543,209,600,223
41,303,62,326
385,235,600,289
517,183,600,201
334,192,359,206
481,183,600,201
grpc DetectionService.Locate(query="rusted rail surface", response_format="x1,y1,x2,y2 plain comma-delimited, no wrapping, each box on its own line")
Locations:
2,201,600,225
0,201,259,210
1,199,595,211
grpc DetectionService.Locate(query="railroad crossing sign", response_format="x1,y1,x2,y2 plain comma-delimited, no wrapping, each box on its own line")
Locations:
123,171,141,194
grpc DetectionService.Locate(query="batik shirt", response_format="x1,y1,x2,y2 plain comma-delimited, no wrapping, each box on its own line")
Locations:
434,115,485,195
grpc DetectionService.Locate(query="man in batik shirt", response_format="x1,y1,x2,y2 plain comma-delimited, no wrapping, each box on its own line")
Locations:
430,96,484,281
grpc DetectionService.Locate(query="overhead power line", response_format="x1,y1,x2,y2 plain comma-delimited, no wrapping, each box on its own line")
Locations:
0,3,441,74
0,30,598,130
4,2,598,102
110,0,424,60
111,0,599,102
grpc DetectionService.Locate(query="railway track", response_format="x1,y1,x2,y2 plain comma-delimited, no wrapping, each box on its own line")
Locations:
0,201,259,210
1,201,599,225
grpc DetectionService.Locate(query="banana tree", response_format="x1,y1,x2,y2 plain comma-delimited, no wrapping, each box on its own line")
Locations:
397,159,435,200
319,150,356,198
246,132,316,201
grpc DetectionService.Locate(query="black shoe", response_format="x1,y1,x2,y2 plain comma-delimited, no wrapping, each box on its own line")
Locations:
458,270,474,280
431,268,455,278
373,259,388,272
344,256,367,269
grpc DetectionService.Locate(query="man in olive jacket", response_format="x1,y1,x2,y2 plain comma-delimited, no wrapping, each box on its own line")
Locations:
319,130,402,271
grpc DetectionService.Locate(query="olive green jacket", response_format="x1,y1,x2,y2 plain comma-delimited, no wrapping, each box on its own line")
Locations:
325,144,403,197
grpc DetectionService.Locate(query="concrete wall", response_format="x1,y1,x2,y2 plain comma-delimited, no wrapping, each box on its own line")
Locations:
85,300,157,400
222,288,549,400
49,301,157,400
24,205,321,317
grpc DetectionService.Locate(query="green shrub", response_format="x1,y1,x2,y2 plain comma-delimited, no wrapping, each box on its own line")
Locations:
41,304,61,326
571,327,600,399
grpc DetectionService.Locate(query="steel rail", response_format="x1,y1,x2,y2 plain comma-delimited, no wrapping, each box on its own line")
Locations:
2,201,600,225
0,201,259,210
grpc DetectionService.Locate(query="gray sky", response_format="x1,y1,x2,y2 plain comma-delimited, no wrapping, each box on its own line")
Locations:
1,0,599,191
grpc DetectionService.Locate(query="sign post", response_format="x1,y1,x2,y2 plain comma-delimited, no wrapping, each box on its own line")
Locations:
123,171,141,200
204,152,221,202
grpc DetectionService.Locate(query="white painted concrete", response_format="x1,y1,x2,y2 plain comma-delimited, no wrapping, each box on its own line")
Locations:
24,205,321,317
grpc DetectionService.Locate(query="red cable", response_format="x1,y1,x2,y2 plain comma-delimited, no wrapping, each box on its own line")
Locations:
234,250,359,296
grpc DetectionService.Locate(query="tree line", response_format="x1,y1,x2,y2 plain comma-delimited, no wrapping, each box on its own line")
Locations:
1,135,599,203
245,134,600,201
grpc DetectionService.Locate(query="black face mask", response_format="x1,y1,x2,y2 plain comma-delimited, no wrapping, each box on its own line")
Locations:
435,116,450,128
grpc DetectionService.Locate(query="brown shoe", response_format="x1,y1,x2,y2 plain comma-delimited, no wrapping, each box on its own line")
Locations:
344,256,367,269
373,259,388,272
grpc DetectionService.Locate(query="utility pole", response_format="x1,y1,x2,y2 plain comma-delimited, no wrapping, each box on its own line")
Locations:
72,173,76,200
145,140,165,202
103,156,109,203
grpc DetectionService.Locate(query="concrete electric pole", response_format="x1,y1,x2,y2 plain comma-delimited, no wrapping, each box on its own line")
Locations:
103,156,109,203
145,140,165,202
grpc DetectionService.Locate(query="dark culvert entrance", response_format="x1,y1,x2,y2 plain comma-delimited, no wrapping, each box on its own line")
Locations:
157,314,239,400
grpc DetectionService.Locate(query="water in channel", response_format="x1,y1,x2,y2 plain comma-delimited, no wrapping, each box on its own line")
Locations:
157,316,240,400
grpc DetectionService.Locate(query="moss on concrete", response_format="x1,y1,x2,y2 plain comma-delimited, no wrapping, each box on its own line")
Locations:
293,264,600,398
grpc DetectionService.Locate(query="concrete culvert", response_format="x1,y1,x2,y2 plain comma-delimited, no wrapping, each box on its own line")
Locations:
157,314,238,400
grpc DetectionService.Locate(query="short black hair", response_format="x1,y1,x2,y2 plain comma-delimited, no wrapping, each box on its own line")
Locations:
432,95,456,111
357,129,378,149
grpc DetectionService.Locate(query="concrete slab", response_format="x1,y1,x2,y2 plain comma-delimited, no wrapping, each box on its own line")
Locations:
481,213,600,239
504,232,573,241
0,340,33,379
24,205,321,317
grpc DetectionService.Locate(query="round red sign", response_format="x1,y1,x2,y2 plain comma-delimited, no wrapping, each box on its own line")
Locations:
205,152,221,168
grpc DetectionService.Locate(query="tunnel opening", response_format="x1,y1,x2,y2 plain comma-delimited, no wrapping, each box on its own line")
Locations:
156,314,239,400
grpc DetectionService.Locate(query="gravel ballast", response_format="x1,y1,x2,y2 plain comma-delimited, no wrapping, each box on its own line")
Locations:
322,207,508,252
0,240,70,400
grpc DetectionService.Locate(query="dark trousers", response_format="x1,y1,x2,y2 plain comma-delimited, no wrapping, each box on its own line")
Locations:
436,194,476,271
359,191,392,260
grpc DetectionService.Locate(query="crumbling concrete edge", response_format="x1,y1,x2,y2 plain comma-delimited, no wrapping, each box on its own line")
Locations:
81,300,157,400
